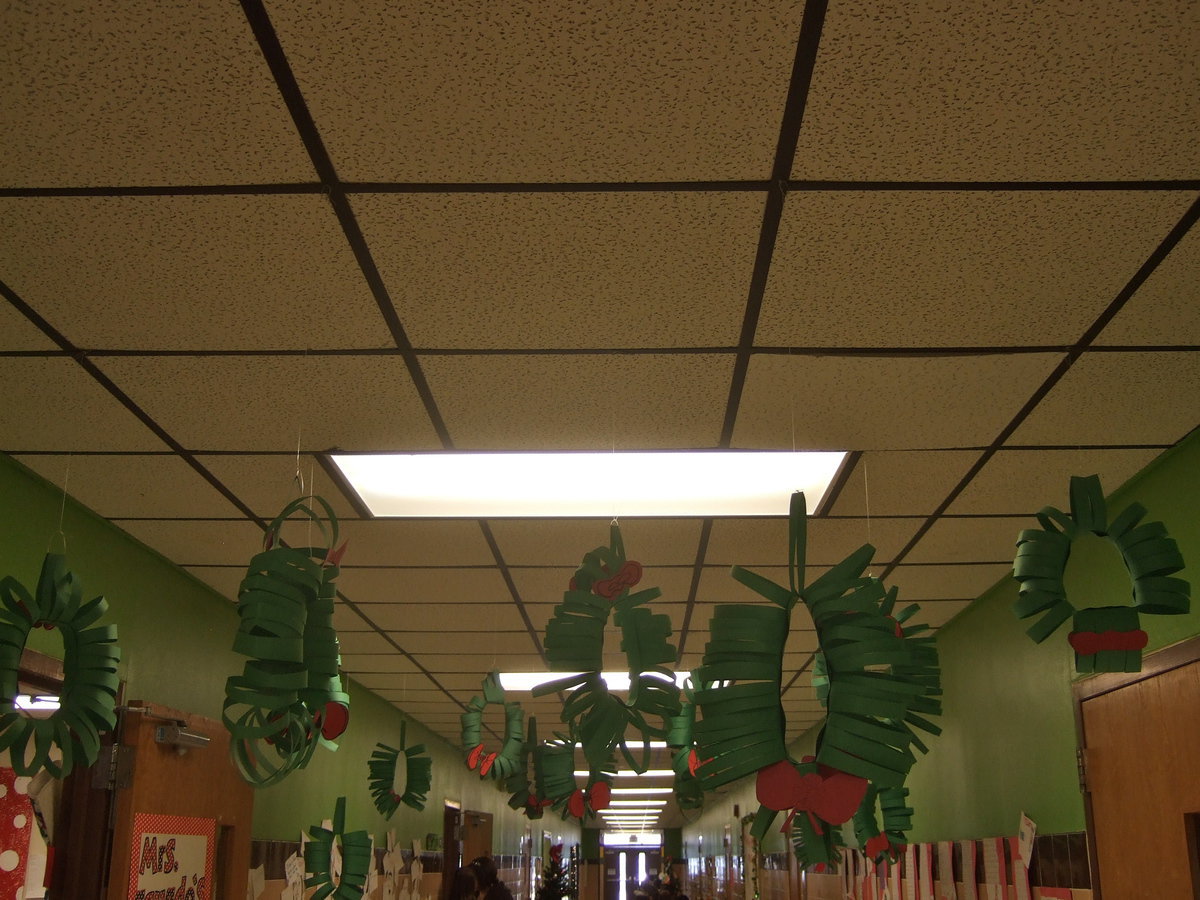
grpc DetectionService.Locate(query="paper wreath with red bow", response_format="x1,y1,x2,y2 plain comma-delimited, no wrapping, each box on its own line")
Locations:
1012,474,1190,673
223,496,351,787
460,670,525,781
535,733,615,822
691,491,942,870
367,720,434,818
533,523,681,774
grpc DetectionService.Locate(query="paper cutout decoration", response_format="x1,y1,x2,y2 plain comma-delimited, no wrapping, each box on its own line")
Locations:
460,670,525,780
368,721,433,817
305,796,371,900
664,683,704,811
503,716,555,819
535,732,615,822
1012,474,1190,673
223,497,351,787
0,553,121,778
533,523,681,773
694,492,942,870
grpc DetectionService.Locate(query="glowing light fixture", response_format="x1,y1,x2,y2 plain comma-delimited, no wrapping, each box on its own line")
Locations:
576,769,674,778
611,788,672,796
332,451,846,518
498,672,687,692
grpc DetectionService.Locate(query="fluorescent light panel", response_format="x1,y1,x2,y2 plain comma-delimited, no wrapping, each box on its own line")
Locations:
499,671,688,692
610,788,672,796
609,800,667,807
333,451,846,518
575,770,674,778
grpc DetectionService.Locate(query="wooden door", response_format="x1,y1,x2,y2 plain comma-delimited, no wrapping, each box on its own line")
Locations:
1079,648,1200,898
462,810,494,866
105,701,254,900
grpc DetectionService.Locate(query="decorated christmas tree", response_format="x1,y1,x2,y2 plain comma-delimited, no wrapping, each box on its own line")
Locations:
537,844,573,900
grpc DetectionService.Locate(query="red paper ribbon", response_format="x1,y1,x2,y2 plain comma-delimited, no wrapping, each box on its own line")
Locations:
755,759,868,832
567,781,612,818
593,561,643,599
1068,629,1148,655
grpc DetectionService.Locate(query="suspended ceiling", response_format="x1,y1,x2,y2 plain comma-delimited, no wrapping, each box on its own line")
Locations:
2,0,1198,827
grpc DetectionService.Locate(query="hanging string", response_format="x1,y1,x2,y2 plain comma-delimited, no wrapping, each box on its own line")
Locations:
863,458,874,577
49,455,71,553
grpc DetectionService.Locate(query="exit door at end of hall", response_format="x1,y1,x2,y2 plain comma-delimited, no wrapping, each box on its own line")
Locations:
603,847,661,900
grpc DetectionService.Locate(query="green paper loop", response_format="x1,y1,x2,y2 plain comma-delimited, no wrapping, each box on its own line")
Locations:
305,796,372,899
368,721,433,818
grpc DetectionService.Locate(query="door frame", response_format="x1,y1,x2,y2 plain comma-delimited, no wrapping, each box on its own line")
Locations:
1073,633,1200,900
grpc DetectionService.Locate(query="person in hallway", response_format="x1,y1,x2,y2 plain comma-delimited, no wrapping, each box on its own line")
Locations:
447,864,481,900
469,856,515,900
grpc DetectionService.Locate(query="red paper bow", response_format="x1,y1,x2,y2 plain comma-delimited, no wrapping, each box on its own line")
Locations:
755,759,868,834
567,781,612,818
466,742,499,776
688,748,713,776
1068,629,1148,655
593,561,643,599
316,701,350,740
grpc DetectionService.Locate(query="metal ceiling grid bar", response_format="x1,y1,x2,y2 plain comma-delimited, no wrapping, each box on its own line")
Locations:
880,192,1200,581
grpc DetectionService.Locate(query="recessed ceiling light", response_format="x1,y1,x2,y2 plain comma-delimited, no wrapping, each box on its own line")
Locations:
332,451,846,518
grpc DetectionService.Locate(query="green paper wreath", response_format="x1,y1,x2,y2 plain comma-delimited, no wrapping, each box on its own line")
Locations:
664,682,704,811
305,796,372,900
460,670,525,780
693,492,942,871
223,497,350,787
1013,474,1190,673
0,553,121,778
368,721,433,817
504,716,553,819
533,523,681,774
537,733,615,822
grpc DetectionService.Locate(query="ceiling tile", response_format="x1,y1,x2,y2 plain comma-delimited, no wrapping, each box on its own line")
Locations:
394,631,541,655
887,564,1012,602
422,354,732,450
1010,351,1200,446
333,603,372,633
14,454,242,519
95,355,441,452
912,600,972,629
733,354,1065,451
829,451,983,516
195,454,359,520
510,567,697,607
328,630,396,655
351,673,436,693
948,448,1166,515
0,0,313,186
0,359,167,452
361,603,529,633
340,654,422,675
0,304,54,350
705,517,920,567
184,566,244,601
0,196,392,350
901,517,1024,565
337,523,496,567
492,519,705,567
112,519,265,566
354,193,759,349
420,652,546,673
1097,224,1200,345
759,191,1193,347
271,0,803,181
791,1,1200,180
337,566,509,603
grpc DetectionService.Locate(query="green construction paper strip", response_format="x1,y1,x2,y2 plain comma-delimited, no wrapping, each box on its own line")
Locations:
729,566,795,608
1025,600,1075,643
749,803,778,842
1073,606,1140,632
304,797,370,899
1069,475,1106,534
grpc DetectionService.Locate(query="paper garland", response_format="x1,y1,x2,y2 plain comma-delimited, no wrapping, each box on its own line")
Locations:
693,491,941,870
223,497,350,787
665,683,704,811
537,734,615,821
0,553,121,778
533,523,681,773
460,670,526,780
504,716,552,819
368,721,433,818
1012,474,1190,672
305,796,372,900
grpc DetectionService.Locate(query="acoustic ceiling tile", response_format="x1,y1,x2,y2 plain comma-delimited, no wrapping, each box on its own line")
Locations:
0,358,168,452
1097,224,1200,345
364,602,528,633
760,191,1193,348
828,450,984,516
420,652,547,673
354,192,760,349
887,563,1012,602
184,566,245,602
395,631,540,655
14,453,242,519
911,600,972,629
271,0,803,181
0,304,54,351
1010,351,1200,446
195,454,359,520
0,196,391,350
334,631,397,655
422,354,733,450
791,0,1200,180
340,654,422,675
901,517,1026,566
491,519,706,567
113,519,265,566
948,448,1166,515
733,353,1065,450
705,517,921,567
95,355,441,452
337,566,510,603
1,0,313,185
509,567,697,608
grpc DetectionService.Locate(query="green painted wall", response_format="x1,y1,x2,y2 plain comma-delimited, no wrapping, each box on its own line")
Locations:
0,453,552,851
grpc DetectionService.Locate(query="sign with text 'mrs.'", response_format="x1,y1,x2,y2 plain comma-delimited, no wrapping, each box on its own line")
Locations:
127,813,216,900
